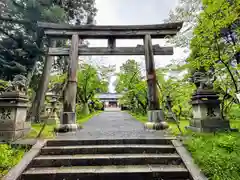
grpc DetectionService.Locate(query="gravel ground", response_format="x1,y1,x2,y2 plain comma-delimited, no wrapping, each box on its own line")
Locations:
57,111,167,140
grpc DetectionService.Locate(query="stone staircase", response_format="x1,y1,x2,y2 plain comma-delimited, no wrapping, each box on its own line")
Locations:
5,138,207,180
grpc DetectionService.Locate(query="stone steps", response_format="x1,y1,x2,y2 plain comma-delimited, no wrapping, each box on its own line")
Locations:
40,144,176,155
13,138,204,180
45,138,174,146
31,154,182,167
22,165,189,180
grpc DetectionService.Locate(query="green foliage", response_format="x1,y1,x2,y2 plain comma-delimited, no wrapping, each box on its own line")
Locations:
47,63,110,117
168,120,240,180
0,0,97,83
188,0,240,94
76,104,82,119
168,120,190,136
0,0,65,80
0,144,26,178
227,104,240,120
76,63,109,115
25,108,102,139
156,67,195,120
88,98,104,112
76,110,101,125
164,0,202,48
0,79,8,92
42,5,67,23
189,0,239,67
93,100,104,110
116,59,148,114
120,1,240,180
115,59,195,119
77,64,107,104
48,73,67,94
183,0,240,119
185,132,240,180
116,59,142,93
168,81,195,119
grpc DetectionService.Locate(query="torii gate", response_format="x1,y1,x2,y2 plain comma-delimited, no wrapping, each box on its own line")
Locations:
37,22,183,131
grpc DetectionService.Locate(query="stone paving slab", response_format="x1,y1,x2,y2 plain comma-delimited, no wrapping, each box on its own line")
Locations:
57,111,167,140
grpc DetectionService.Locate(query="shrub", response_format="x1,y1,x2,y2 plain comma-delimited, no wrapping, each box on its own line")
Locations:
0,144,26,178
94,101,103,110
227,104,240,121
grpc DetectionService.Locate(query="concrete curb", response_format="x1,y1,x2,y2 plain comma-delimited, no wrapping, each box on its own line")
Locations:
172,140,208,180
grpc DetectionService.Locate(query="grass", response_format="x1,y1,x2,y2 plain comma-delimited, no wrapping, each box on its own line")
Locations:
169,120,240,180
185,132,240,180
0,144,27,178
129,112,148,123
77,110,102,125
131,111,240,180
168,120,240,136
25,110,102,139
168,121,190,136
24,123,56,139
130,111,189,135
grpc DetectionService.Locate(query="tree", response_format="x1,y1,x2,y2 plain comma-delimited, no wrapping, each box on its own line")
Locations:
155,66,195,120
115,59,142,92
164,0,202,48
0,0,97,82
115,59,148,114
115,59,195,119
187,0,239,110
47,63,111,116
0,0,97,122
77,64,109,115
0,0,66,81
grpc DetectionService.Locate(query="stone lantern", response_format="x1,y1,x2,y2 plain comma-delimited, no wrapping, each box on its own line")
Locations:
187,70,232,132
40,103,49,122
165,96,175,122
0,75,31,142
45,92,60,125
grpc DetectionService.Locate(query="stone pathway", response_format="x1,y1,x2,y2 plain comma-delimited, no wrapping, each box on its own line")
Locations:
57,111,167,140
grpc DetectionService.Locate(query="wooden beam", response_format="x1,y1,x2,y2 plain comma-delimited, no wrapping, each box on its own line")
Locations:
43,29,179,39
48,45,174,56
37,21,183,30
108,37,116,49
37,22,183,39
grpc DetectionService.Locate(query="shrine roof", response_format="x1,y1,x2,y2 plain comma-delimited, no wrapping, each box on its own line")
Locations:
95,93,123,99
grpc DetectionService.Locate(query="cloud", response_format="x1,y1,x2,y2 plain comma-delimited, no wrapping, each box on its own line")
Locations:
95,0,118,25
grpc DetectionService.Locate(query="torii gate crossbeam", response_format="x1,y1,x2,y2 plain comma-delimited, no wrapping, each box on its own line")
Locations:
36,21,183,131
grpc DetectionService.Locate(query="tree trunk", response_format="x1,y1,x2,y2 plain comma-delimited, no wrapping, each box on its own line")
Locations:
81,103,90,115
29,39,56,122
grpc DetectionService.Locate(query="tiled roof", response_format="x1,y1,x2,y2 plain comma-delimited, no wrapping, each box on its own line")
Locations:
95,93,123,99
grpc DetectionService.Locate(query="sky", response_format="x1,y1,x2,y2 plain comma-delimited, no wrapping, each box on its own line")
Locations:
86,0,185,92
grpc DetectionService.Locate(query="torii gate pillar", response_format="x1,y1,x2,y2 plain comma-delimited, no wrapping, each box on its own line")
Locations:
57,34,79,132
144,34,169,130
